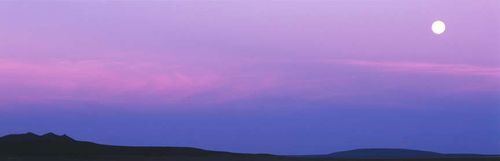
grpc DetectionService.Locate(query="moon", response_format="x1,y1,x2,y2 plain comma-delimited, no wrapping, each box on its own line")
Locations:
432,20,446,35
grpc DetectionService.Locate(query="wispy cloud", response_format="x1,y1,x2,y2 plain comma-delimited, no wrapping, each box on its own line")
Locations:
340,59,500,77
0,58,285,106
0,59,220,104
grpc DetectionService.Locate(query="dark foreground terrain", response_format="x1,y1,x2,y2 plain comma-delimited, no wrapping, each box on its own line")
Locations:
2,156,499,161
1,133,498,161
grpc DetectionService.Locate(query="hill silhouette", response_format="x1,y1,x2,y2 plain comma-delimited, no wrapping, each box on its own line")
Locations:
0,132,498,161
0,132,74,143
327,148,444,159
0,132,238,157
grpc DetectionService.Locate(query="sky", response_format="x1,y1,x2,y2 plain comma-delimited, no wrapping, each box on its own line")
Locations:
0,0,499,155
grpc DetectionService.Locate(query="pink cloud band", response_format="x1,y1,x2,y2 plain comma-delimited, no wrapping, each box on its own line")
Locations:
341,59,500,77
0,58,220,104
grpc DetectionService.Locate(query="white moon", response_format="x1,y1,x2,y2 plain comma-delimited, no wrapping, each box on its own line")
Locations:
432,20,446,35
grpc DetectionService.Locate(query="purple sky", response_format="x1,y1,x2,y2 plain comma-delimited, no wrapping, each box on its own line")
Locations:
0,0,499,155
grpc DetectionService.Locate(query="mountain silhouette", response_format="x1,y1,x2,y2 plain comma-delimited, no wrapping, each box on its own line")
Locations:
0,132,74,143
0,132,238,157
327,148,444,159
0,132,498,161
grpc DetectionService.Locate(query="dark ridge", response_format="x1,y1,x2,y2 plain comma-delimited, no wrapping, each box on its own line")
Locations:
1,132,498,160
321,148,500,159
40,132,75,142
327,148,445,159
0,132,74,143
0,132,41,142
42,132,58,137
0,132,242,157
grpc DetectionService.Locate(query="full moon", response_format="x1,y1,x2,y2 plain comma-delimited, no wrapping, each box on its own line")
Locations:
432,20,446,35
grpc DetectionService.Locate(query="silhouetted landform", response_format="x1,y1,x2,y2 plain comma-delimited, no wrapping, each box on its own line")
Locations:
324,148,491,159
0,132,499,161
0,132,246,157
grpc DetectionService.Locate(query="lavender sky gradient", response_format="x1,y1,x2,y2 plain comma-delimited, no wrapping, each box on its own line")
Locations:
1,0,500,155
